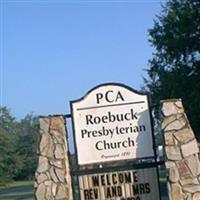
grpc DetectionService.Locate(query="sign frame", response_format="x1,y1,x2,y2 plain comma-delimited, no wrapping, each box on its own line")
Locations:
70,83,157,167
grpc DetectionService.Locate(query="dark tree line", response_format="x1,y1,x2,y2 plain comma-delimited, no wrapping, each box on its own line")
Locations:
0,107,39,183
145,0,200,140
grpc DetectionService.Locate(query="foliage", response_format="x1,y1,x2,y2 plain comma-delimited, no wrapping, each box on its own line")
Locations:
0,108,22,182
0,107,39,183
0,107,18,134
15,114,39,180
145,0,200,140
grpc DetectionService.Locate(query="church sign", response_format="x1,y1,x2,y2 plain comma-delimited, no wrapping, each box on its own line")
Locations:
70,83,154,165
79,167,160,200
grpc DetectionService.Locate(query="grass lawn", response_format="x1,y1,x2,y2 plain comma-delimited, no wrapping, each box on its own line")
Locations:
0,181,34,200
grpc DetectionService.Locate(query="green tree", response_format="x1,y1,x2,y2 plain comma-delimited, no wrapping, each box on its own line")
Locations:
0,107,22,182
0,107,18,134
145,0,200,140
16,114,39,180
0,107,40,182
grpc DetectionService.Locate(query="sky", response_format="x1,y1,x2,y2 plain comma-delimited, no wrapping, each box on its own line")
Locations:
1,0,165,120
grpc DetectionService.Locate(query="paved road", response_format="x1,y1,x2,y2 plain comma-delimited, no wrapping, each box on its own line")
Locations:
0,186,33,196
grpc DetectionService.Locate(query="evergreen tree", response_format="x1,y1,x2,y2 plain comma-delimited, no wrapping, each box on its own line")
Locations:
145,0,200,140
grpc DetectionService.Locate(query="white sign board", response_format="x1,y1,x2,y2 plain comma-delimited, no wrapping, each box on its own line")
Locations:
71,84,154,165
79,167,160,200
